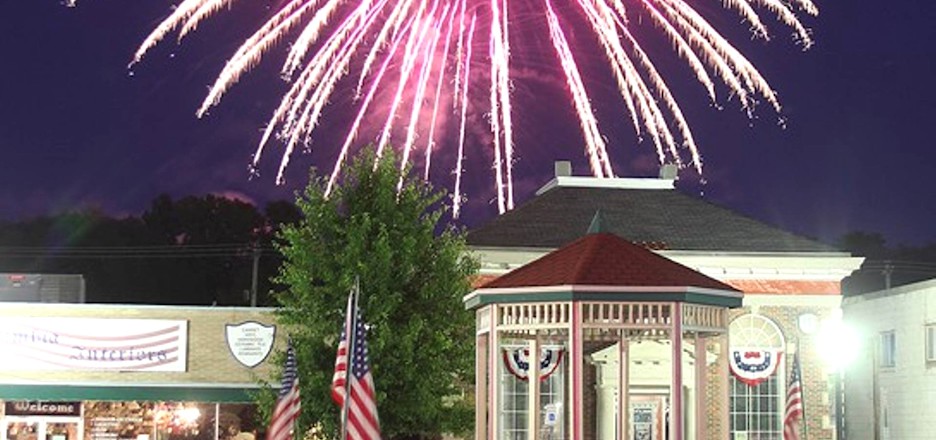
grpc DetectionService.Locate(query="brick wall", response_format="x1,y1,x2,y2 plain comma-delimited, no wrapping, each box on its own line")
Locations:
726,305,839,440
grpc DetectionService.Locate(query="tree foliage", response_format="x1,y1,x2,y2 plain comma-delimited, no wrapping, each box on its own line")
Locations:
271,148,478,440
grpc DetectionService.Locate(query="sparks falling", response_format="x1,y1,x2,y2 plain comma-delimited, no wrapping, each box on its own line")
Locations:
134,0,817,216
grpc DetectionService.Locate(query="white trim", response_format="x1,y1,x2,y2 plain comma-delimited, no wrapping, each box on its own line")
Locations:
742,293,842,308
465,284,742,303
535,176,674,195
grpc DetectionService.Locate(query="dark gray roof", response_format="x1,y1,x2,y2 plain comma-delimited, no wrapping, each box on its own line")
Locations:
467,185,838,253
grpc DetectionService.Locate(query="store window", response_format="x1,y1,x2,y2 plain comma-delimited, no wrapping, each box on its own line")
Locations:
728,314,785,440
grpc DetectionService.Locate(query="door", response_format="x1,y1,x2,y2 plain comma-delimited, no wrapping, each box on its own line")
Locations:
630,395,667,440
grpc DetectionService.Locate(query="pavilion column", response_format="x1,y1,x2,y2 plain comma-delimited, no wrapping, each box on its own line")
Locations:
527,335,541,440
570,302,584,440
720,335,730,440
476,330,489,440
671,303,684,440
618,338,630,440
489,307,500,440
695,334,707,440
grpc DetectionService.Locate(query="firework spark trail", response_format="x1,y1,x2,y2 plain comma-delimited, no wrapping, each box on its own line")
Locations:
545,0,612,178
375,1,441,158
399,3,453,191
327,17,418,195
452,13,477,219
488,0,507,213
423,3,460,180
134,0,819,215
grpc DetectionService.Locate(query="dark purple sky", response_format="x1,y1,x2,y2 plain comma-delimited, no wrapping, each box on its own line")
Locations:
1,1,934,246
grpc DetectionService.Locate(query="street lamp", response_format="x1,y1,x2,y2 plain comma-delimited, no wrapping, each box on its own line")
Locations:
815,309,862,440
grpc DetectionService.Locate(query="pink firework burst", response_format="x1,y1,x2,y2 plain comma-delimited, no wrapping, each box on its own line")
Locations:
133,0,818,217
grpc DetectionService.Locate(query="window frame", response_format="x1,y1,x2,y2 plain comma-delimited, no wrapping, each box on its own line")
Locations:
926,325,936,363
728,313,786,439
879,330,896,368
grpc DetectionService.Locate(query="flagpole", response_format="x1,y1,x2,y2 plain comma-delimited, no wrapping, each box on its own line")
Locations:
798,341,807,440
340,277,360,440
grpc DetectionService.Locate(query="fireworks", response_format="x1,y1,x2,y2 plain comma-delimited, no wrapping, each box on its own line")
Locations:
134,0,817,216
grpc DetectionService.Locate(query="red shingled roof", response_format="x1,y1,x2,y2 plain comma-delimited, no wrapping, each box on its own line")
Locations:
482,233,739,292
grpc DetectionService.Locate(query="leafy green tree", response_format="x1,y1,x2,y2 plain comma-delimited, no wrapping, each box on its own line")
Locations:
270,147,478,440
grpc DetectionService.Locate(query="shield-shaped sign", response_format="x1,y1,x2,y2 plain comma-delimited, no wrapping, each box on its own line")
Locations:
225,321,276,368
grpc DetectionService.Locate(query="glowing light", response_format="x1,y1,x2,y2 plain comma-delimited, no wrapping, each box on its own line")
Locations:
133,0,817,215
816,309,861,372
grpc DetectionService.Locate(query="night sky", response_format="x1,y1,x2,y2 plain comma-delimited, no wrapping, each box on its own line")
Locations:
1,1,934,246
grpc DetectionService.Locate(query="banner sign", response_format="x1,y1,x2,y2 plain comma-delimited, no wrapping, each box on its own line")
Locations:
5,401,82,417
225,321,275,368
0,318,188,371
502,346,564,381
729,349,783,386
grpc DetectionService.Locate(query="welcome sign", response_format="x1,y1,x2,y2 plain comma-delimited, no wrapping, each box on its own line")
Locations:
0,318,188,371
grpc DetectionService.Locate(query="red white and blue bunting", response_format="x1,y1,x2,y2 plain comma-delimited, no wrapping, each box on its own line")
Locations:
502,347,564,381
729,349,783,386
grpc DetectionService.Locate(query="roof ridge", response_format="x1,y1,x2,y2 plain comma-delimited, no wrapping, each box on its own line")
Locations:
569,234,602,282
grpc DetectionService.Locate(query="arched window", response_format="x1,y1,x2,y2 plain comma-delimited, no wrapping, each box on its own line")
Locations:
729,314,785,440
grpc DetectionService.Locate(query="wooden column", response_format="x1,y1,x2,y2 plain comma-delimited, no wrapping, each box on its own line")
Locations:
671,303,684,440
570,302,584,440
489,306,500,440
720,335,730,440
476,331,489,440
694,334,707,440
527,336,541,440
618,338,630,440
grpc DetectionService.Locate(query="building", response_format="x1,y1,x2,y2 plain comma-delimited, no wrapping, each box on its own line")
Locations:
467,163,863,439
842,278,936,440
0,302,282,440
0,274,85,303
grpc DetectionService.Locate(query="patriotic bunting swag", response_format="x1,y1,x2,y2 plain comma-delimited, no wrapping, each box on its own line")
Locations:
729,349,783,386
502,347,564,381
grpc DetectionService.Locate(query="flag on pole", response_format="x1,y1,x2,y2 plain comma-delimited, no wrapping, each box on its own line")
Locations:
783,351,804,440
331,287,381,440
267,340,301,440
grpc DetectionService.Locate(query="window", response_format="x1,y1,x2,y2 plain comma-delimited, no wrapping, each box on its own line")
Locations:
729,314,785,440
880,331,896,368
926,325,936,362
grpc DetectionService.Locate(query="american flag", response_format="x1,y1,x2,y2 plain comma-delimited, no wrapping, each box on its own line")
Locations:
267,341,301,440
331,289,381,440
783,352,804,440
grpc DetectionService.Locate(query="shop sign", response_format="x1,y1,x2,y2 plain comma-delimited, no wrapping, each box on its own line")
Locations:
225,321,275,368
5,401,81,416
0,318,188,372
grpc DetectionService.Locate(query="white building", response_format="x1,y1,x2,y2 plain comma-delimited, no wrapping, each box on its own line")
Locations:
842,278,936,440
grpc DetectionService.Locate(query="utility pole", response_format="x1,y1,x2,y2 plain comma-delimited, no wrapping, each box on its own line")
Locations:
250,243,260,307
882,261,893,290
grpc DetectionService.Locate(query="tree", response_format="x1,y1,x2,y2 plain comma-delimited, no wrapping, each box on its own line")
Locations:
271,147,478,440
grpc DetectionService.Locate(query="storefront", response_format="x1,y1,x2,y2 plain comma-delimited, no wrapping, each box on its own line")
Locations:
0,303,282,440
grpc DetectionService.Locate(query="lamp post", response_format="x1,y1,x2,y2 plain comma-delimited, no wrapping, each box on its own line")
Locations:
816,310,861,440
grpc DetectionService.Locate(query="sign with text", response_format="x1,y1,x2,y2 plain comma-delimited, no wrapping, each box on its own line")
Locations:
225,321,275,368
0,317,188,371
5,401,81,416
